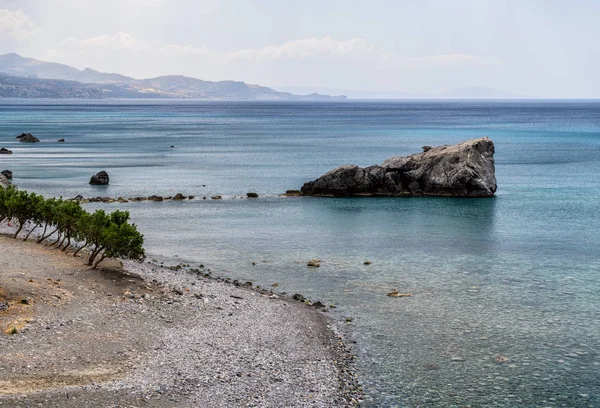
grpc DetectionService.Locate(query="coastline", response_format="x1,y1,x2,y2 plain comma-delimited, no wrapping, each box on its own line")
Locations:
0,231,361,407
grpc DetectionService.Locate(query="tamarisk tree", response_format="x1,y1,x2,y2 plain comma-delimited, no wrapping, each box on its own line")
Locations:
0,185,145,269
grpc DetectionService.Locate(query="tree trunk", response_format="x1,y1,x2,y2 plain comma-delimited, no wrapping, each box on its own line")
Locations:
38,227,58,243
55,234,67,248
38,224,48,242
13,221,24,239
73,243,87,257
92,252,107,269
88,245,103,266
24,225,39,241
61,235,71,251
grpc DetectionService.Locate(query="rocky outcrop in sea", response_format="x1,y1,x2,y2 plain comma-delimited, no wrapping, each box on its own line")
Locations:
89,171,110,185
16,133,40,143
300,137,496,197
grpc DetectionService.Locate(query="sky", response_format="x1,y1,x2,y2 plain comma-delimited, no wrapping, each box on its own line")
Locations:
0,0,599,97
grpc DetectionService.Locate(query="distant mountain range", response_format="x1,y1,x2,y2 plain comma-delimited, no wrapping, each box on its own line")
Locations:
0,53,347,100
274,85,524,99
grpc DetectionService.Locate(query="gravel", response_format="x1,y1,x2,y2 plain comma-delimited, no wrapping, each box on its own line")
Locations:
0,231,362,407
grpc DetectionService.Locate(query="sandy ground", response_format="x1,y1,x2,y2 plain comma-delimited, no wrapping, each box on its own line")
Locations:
0,233,360,407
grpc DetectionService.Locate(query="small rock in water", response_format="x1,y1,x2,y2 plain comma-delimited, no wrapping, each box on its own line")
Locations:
89,171,109,185
495,355,510,364
387,289,412,297
284,190,302,196
451,357,465,362
307,259,321,267
363,261,372,265
17,133,40,143
247,192,259,198
211,195,222,200
57,138,65,142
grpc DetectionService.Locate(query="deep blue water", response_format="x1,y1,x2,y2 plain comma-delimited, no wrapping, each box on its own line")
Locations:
1,100,599,407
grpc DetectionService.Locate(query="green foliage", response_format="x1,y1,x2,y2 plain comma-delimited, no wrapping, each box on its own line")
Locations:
0,185,145,268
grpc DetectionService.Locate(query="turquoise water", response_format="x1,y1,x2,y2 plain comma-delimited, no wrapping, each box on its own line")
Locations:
1,100,599,407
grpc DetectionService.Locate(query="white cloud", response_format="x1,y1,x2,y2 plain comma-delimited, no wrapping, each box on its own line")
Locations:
0,9,40,41
47,32,491,66
42,32,497,90
52,32,150,54
228,37,385,60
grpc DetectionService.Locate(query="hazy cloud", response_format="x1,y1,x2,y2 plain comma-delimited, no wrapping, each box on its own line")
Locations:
46,31,490,67
51,32,151,54
0,9,39,41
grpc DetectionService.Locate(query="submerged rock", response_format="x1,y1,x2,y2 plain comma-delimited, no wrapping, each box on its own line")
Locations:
89,171,110,185
17,133,40,143
284,190,303,196
301,137,496,197
307,259,321,268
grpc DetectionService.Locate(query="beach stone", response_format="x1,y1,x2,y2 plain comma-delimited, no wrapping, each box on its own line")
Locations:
17,133,40,143
89,171,110,185
0,147,13,154
301,137,496,197
1,170,12,179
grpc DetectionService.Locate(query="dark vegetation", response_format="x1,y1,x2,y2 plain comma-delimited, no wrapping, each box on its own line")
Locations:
0,185,145,268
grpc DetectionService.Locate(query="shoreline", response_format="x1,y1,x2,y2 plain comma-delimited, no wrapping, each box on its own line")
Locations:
0,231,362,407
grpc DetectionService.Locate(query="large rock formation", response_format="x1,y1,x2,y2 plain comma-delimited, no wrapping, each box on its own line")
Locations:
301,137,496,197
17,133,40,143
89,171,110,185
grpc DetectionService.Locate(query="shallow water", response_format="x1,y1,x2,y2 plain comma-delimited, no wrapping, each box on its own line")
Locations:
1,100,599,406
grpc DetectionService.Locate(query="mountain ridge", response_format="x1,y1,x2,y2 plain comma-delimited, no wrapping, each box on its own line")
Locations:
0,53,346,100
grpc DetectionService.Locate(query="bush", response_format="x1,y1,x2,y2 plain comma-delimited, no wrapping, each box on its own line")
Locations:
0,185,145,268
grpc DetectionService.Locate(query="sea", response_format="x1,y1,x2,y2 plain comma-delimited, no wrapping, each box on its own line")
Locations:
1,100,599,407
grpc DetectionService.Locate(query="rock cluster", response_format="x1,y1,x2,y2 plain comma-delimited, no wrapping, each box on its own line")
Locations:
300,137,497,197
72,194,195,203
16,133,40,143
89,171,109,185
